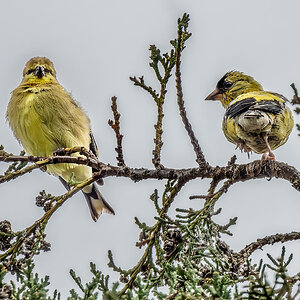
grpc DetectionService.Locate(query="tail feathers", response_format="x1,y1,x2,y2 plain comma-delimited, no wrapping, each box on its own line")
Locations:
83,184,115,222
238,110,273,132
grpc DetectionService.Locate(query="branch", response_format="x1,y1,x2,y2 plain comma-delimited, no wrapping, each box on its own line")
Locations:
150,46,175,169
0,147,98,184
188,179,235,229
108,96,125,167
0,176,96,265
130,46,175,169
291,83,300,112
1,154,300,192
130,76,159,101
238,232,300,263
173,14,206,167
118,178,188,296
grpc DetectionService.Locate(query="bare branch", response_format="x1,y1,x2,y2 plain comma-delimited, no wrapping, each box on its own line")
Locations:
173,14,206,167
1,153,300,192
238,231,300,265
108,96,125,167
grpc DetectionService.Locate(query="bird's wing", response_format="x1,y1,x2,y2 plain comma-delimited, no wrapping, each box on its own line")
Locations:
89,131,99,159
225,93,285,119
250,100,283,114
225,97,257,118
89,131,104,185
222,116,241,145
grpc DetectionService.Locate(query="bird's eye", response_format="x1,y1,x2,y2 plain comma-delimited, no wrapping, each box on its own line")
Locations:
223,81,233,89
26,69,33,75
49,70,53,75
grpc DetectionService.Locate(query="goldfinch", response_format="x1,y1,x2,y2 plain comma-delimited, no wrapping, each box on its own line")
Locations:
6,57,115,221
205,71,294,160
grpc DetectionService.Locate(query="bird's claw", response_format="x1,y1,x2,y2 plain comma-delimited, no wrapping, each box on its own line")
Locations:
261,152,275,161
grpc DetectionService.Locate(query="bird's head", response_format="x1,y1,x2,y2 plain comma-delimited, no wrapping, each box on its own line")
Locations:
22,57,57,84
205,71,263,108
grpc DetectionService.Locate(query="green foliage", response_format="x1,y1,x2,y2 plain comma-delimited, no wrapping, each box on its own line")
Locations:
68,262,123,300
0,260,59,300
2,192,299,299
235,247,300,299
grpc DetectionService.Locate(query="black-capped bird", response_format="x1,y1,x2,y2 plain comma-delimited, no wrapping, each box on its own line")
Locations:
205,71,294,160
6,57,115,221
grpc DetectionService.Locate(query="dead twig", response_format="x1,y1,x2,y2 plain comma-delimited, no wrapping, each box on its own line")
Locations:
173,14,206,168
108,96,126,167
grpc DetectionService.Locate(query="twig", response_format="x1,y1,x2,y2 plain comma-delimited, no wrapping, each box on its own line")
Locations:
173,14,206,167
150,46,175,169
288,272,300,284
188,179,234,229
0,176,96,262
0,152,98,184
238,232,300,263
130,46,175,169
290,83,300,115
130,76,159,101
118,177,188,296
108,96,125,167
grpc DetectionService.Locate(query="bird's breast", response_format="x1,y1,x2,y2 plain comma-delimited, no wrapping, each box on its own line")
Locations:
11,91,54,156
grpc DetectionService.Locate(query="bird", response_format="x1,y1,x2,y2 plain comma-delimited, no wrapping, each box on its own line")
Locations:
6,57,115,221
205,71,294,160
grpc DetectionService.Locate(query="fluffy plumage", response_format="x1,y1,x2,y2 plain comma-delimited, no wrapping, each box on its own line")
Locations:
205,71,294,160
6,57,114,221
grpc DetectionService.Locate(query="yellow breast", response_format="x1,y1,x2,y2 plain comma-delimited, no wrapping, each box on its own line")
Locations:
9,92,54,156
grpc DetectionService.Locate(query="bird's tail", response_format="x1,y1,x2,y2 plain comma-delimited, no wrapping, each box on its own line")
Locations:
83,184,115,222
238,110,273,132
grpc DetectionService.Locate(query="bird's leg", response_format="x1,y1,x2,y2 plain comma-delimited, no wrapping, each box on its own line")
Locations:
261,133,275,161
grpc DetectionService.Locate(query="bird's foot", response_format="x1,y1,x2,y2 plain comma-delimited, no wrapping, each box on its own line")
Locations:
261,134,275,161
261,151,276,180
261,151,275,161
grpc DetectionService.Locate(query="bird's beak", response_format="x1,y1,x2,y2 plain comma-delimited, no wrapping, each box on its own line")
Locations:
34,66,46,79
205,88,223,101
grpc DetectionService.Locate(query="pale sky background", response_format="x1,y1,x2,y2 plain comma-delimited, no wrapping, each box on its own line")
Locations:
1,0,300,298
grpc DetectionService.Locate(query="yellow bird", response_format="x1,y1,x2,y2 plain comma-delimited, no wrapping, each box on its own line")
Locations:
205,71,294,160
6,57,114,221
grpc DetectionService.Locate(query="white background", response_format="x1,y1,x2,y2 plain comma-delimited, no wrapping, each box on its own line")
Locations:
1,0,300,297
